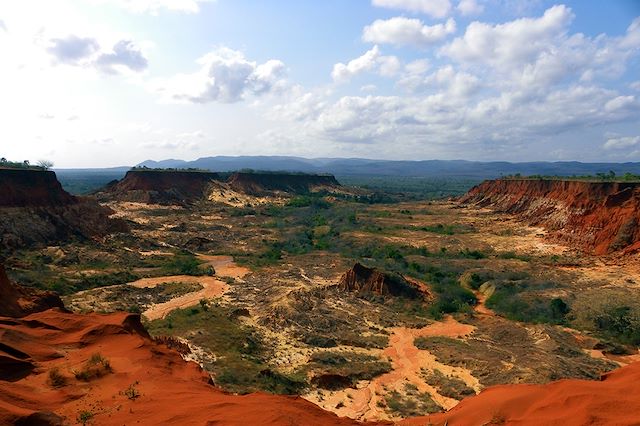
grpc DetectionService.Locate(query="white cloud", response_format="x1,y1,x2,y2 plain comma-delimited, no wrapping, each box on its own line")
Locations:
442,5,574,68
441,6,640,94
604,95,636,112
630,81,640,91
332,45,400,83
45,34,148,74
372,0,452,18
0,19,7,32
92,0,215,14
46,35,99,65
155,47,286,103
457,0,483,16
399,65,480,96
604,136,640,150
95,40,148,74
363,17,456,48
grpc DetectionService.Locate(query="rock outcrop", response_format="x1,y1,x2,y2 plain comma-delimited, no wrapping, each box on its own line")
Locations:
98,169,221,205
0,168,76,207
338,263,422,298
0,264,64,318
460,179,640,254
227,172,341,196
0,169,127,252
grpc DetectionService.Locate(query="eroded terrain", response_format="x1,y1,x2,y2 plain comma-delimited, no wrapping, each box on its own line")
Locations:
7,196,640,421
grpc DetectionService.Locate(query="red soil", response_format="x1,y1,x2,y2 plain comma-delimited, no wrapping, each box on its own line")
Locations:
461,179,640,254
403,361,640,426
227,172,340,196
0,308,382,426
0,169,76,207
102,170,220,204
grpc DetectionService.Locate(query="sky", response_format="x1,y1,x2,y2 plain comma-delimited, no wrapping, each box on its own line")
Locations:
0,0,639,167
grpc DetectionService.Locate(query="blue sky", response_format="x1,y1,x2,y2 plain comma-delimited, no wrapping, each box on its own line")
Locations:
0,0,639,167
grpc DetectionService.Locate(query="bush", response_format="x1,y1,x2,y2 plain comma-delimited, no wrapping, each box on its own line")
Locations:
48,367,67,388
74,353,113,381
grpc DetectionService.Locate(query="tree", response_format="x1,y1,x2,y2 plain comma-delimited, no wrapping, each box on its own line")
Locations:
37,159,54,170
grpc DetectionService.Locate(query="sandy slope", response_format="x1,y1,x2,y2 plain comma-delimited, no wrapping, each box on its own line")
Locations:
0,309,381,426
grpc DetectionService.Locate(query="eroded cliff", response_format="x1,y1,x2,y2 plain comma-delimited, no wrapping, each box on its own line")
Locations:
460,179,640,254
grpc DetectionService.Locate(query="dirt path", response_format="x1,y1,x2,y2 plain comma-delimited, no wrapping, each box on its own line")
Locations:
197,254,250,281
128,275,229,320
304,316,481,421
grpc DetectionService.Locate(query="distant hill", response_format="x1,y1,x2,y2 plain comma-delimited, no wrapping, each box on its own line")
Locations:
137,156,640,179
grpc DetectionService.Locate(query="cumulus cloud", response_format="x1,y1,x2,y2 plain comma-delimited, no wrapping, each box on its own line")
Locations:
46,35,99,65
456,0,483,16
604,136,640,150
441,6,640,94
442,5,574,69
46,34,148,74
95,40,148,74
363,17,456,48
94,0,214,14
332,45,400,83
371,0,452,18
399,65,480,96
156,47,286,103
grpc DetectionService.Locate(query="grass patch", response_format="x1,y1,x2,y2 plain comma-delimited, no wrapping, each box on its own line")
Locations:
146,303,306,394
74,353,113,381
383,386,442,417
486,280,569,325
421,369,475,400
48,367,68,388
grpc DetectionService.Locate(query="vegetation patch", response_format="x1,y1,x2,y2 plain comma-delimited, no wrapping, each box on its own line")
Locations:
421,368,475,400
383,384,442,417
74,353,113,381
147,303,306,394
486,280,569,325
306,351,391,388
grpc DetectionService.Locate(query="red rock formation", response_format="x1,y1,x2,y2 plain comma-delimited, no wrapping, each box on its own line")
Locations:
0,308,382,426
460,179,640,254
403,361,640,426
99,169,220,205
0,264,64,318
0,169,76,207
338,263,422,298
227,172,341,196
0,169,127,251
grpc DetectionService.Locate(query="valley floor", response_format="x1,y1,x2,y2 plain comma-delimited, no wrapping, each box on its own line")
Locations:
7,197,640,422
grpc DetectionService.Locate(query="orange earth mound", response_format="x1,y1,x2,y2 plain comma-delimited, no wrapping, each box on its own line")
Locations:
402,360,640,426
0,308,384,426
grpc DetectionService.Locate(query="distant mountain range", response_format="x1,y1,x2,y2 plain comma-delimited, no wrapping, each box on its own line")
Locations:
136,156,640,179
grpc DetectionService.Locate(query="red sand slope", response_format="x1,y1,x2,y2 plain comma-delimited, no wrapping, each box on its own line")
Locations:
404,361,640,426
0,309,381,426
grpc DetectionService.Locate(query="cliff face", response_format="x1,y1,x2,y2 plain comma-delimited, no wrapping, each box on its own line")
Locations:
338,263,422,298
0,169,127,252
227,172,340,196
0,169,76,207
100,170,221,205
460,179,640,254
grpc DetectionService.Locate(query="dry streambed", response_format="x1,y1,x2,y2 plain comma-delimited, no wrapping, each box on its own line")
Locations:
304,316,481,421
